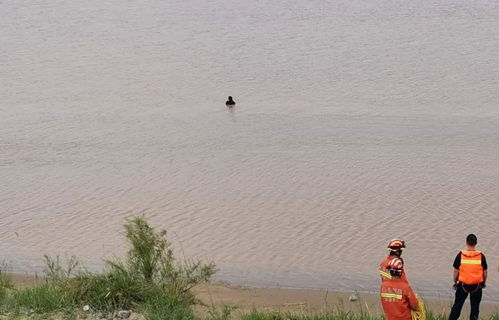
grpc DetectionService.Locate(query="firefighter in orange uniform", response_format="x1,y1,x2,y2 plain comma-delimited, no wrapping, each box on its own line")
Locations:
380,257,419,320
448,234,488,320
379,239,408,283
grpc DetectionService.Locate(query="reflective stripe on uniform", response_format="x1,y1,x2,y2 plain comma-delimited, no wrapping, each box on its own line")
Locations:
461,259,481,265
379,270,392,279
381,293,403,299
459,251,484,284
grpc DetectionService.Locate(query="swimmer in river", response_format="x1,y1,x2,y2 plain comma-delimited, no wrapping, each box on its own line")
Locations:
226,96,235,106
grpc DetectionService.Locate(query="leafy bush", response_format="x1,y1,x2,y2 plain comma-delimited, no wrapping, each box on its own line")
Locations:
124,217,216,293
0,216,216,317
58,217,215,312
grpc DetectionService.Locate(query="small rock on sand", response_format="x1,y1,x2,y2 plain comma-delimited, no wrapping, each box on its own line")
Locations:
349,292,360,302
116,310,132,319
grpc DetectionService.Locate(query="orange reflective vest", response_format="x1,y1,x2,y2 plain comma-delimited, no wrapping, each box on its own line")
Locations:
458,250,484,285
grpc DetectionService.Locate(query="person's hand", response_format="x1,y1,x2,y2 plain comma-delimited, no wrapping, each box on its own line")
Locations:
452,282,458,290
481,283,486,289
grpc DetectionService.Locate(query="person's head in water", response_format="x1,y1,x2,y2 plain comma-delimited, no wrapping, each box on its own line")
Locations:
226,96,235,105
466,234,478,249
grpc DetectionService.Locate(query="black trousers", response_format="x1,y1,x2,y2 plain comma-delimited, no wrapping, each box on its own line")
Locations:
448,283,482,320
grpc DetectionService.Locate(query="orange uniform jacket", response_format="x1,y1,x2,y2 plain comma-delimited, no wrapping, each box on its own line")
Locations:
380,278,419,320
379,256,408,283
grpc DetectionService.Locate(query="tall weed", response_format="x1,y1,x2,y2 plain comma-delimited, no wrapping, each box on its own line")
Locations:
0,262,14,304
124,217,216,294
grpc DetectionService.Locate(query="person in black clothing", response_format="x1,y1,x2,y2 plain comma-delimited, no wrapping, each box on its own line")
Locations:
226,96,235,106
448,234,488,320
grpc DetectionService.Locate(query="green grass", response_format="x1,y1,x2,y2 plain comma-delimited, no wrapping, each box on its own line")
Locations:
240,310,384,320
139,289,194,320
1,283,75,314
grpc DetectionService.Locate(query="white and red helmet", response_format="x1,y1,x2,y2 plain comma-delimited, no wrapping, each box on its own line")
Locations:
387,239,406,252
387,257,404,277
388,257,404,270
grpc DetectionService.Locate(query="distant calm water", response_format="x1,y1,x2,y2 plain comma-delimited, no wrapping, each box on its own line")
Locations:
1,0,498,300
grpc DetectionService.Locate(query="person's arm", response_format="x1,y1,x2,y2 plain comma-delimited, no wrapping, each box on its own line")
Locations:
482,254,488,288
453,269,459,288
452,253,460,288
406,286,419,311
